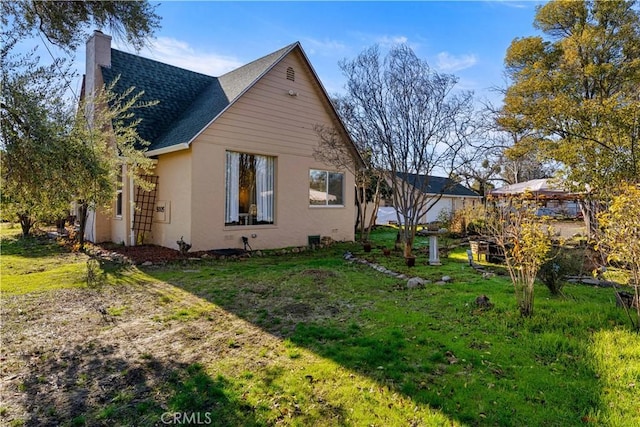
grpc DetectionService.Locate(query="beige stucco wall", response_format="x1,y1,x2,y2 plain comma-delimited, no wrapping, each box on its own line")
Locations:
182,50,356,251
88,209,112,243
148,150,192,250
92,46,357,251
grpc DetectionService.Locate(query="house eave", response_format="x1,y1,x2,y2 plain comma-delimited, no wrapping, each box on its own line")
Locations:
425,193,483,198
145,142,190,157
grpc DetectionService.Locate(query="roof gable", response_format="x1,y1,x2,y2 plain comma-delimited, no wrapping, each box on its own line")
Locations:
397,173,481,197
218,43,296,101
101,43,299,153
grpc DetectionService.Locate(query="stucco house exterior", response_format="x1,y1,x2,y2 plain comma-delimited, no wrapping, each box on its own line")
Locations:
376,173,482,225
83,31,362,252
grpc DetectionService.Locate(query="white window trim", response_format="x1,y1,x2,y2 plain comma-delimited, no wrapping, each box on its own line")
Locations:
115,165,124,219
309,169,345,207
225,150,276,226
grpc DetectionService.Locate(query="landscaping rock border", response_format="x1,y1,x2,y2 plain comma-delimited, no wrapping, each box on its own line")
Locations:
343,251,453,289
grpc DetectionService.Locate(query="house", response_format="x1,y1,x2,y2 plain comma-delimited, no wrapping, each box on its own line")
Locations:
376,173,482,225
83,31,363,251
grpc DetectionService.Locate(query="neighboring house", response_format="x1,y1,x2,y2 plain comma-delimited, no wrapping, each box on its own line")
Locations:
376,173,482,225
489,178,582,218
83,31,362,251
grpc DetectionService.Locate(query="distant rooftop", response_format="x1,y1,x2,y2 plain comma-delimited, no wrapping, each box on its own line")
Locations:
397,173,481,197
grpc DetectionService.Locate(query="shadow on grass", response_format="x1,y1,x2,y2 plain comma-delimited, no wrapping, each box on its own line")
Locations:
0,233,68,259
5,231,625,425
14,340,260,427
137,243,625,426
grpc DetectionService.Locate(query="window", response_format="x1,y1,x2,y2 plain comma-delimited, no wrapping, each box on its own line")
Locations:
115,165,123,217
309,169,344,206
225,151,275,226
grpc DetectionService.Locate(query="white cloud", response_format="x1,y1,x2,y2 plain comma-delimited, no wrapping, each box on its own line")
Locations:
115,37,243,76
486,0,530,9
375,35,409,47
303,37,347,56
435,52,478,72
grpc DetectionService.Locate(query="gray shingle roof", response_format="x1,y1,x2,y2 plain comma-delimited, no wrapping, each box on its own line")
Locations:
101,43,298,152
397,173,481,197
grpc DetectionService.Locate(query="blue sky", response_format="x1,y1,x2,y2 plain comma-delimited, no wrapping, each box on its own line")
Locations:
127,1,545,105
26,1,546,106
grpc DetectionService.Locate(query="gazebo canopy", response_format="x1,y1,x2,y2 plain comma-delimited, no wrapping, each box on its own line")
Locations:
489,178,580,200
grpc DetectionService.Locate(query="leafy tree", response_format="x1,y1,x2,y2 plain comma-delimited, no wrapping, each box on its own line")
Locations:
597,183,640,331
71,82,156,249
0,42,76,235
339,44,477,258
486,195,554,317
1,0,160,243
1,0,160,52
499,0,640,233
1,42,155,243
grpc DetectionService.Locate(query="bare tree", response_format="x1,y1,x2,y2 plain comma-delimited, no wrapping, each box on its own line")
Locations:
314,94,389,243
452,106,507,197
339,44,476,258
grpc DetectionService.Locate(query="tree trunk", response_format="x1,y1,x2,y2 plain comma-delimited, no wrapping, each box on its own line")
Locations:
18,213,33,237
56,217,66,234
519,286,534,317
403,235,414,258
354,188,362,236
359,182,368,242
364,178,382,242
77,202,89,250
579,199,600,240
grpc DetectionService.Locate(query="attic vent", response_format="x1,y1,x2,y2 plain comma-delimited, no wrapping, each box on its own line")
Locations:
286,66,295,81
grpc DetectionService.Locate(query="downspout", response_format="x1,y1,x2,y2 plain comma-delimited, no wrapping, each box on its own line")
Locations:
129,174,136,246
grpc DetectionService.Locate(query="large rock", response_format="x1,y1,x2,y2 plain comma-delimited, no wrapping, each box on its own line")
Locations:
407,277,429,289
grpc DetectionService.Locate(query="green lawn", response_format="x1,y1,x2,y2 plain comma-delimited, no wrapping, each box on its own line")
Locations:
1,225,638,426
0,224,89,294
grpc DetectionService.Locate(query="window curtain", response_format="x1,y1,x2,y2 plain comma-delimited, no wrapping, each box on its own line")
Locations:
255,155,274,222
225,151,240,223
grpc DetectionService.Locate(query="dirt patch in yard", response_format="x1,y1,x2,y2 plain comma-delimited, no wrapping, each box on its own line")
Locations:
0,281,283,426
298,269,338,281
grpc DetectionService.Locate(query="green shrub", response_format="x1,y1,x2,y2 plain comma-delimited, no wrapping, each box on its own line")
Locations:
538,246,585,295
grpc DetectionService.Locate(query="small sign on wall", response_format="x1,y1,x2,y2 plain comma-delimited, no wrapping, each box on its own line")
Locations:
155,200,170,223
